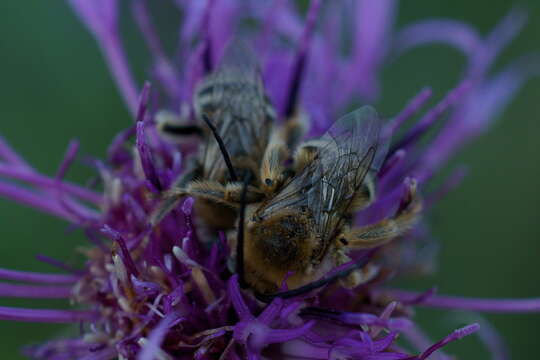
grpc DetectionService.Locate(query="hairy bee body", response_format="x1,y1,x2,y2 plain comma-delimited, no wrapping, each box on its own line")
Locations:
154,50,418,297
193,67,277,184
243,205,333,293
234,106,422,294
153,45,298,231
188,67,275,228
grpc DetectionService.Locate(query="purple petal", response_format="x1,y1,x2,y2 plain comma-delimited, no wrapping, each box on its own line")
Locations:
474,316,510,360
55,140,79,181
391,80,471,154
379,149,406,181
136,82,152,123
208,0,244,65
280,339,330,359
0,135,33,170
265,320,315,343
302,307,412,331
137,312,179,360
394,19,481,61
68,0,117,36
401,325,447,360
0,306,97,323
420,54,540,175
0,164,101,204
371,302,398,337
136,121,162,192
228,275,252,320
101,225,140,277
258,298,283,324
471,7,527,78
80,347,117,360
35,254,83,275
425,166,468,208
68,0,139,114
383,87,433,139
0,283,72,299
123,193,148,226
133,0,182,102
0,268,78,284
418,324,479,360
176,0,208,43
348,0,397,100
281,0,321,117
107,125,136,165
381,288,540,313
335,331,399,356
364,353,410,360
0,181,77,221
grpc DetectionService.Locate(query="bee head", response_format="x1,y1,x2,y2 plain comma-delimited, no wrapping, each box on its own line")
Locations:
260,176,280,195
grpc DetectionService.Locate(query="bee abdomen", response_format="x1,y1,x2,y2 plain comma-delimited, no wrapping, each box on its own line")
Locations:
251,214,315,270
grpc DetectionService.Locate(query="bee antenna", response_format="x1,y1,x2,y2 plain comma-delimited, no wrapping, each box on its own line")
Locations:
201,114,238,181
255,252,373,303
236,173,251,288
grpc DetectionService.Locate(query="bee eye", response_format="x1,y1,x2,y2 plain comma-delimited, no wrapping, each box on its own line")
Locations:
265,178,273,186
339,238,349,245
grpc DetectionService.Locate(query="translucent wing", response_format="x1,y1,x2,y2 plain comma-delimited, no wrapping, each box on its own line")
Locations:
308,106,388,237
194,41,275,180
319,106,388,173
258,106,388,256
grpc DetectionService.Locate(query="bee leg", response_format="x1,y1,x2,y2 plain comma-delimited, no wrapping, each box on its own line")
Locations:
149,158,201,226
187,181,265,206
347,176,376,213
340,181,422,249
151,179,264,226
334,251,379,288
149,188,190,226
173,155,201,188
292,139,325,172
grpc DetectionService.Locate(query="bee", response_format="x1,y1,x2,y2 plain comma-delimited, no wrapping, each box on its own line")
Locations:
152,45,303,229
232,106,422,295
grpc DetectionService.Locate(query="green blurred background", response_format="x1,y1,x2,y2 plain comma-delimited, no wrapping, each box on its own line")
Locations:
0,0,538,358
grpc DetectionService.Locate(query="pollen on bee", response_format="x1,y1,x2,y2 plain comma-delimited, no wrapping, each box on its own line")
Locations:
112,254,128,284
172,246,216,304
172,246,199,268
191,267,216,305
163,254,174,272
117,296,132,313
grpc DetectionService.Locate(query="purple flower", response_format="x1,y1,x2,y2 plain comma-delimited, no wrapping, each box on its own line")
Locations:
1,1,539,359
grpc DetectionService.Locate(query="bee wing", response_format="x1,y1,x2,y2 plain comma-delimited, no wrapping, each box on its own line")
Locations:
256,171,312,216
308,106,388,240
196,41,275,179
318,106,388,175
258,106,388,245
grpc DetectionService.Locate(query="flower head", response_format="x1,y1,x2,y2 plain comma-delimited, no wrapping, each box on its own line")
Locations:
1,1,539,359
